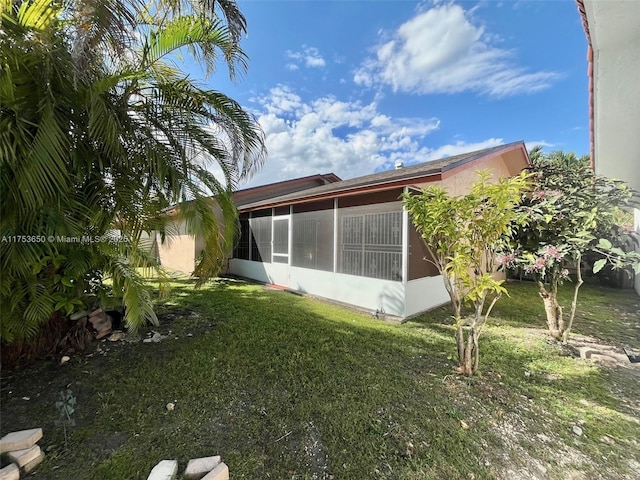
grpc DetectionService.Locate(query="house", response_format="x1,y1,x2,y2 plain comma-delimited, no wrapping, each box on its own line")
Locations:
577,0,640,294
228,141,530,318
154,173,341,273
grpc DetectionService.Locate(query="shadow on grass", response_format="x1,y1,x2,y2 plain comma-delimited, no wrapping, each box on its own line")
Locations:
1,279,638,480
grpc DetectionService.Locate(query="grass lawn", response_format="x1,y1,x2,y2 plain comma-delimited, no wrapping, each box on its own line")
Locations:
1,279,639,479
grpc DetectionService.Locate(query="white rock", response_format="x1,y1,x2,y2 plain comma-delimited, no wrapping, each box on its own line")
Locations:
6,445,41,467
147,460,178,480
166,402,175,411
0,429,42,453
60,356,70,365
0,463,19,480
184,456,221,479
573,425,583,436
108,331,125,341
201,462,229,480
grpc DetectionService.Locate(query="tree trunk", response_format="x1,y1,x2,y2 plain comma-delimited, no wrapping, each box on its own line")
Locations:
1,312,69,371
472,328,480,373
455,322,465,367
562,254,584,344
538,281,564,340
456,322,478,377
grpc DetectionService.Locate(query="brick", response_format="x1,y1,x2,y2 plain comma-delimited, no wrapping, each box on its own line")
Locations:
184,456,221,479
201,462,229,480
89,314,108,329
7,444,41,467
147,460,178,480
0,463,19,480
0,428,43,453
22,451,45,473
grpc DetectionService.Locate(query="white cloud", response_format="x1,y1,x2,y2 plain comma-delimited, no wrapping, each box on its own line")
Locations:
354,2,559,97
286,45,326,69
239,86,503,188
524,140,555,151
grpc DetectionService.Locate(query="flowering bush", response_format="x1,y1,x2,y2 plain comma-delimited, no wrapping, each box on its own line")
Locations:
511,150,639,342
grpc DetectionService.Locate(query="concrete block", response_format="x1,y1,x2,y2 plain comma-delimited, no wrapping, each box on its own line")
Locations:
201,462,229,480
0,463,19,480
7,444,41,467
147,459,178,480
22,451,45,473
184,456,221,479
0,428,43,453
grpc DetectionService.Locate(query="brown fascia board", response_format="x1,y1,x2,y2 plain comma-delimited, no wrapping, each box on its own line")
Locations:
162,172,341,216
239,141,527,212
233,172,341,205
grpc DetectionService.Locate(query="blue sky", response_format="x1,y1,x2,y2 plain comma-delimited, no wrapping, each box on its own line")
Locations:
195,0,590,188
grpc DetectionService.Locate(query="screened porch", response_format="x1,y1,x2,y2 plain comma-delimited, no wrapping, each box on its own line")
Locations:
230,189,447,317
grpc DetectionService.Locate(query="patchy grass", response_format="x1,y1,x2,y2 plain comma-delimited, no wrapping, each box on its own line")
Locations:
1,279,639,479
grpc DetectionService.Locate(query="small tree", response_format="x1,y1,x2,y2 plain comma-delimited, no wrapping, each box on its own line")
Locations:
402,172,529,376
512,152,640,343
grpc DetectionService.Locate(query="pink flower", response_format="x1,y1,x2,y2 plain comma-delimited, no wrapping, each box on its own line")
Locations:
496,253,516,266
541,245,564,261
524,256,546,273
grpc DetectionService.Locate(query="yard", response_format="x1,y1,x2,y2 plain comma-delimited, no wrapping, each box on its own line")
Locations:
1,279,639,479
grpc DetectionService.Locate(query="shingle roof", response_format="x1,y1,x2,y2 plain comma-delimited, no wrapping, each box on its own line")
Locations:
239,141,527,211
233,173,340,207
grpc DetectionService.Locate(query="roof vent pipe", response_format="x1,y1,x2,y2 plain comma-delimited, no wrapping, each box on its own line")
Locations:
395,161,404,170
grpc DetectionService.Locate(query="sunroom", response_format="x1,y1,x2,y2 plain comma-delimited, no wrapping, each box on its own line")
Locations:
231,189,445,318
229,141,530,318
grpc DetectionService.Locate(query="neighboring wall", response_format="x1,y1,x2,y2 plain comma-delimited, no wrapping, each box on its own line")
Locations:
157,234,196,274
156,219,195,274
582,0,640,294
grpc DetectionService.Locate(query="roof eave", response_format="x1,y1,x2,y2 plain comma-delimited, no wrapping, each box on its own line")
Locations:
238,172,442,212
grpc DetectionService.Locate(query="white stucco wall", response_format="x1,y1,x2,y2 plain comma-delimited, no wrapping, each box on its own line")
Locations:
404,276,450,317
583,0,640,197
229,259,449,317
583,0,640,294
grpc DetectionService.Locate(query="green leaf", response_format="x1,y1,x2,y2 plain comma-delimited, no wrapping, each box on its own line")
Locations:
597,238,612,249
592,259,607,274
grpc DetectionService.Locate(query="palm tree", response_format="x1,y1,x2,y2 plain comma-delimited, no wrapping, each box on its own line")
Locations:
0,0,265,344
528,145,589,167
